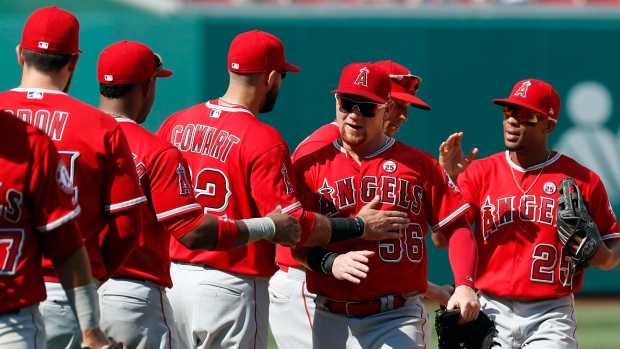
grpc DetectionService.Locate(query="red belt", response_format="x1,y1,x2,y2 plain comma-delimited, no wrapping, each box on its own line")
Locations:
320,295,407,317
279,265,289,272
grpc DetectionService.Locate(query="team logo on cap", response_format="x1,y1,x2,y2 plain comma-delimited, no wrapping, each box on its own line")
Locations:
104,75,114,82
354,67,370,87
232,63,240,69
382,160,397,173
549,108,555,115
543,182,556,194
514,80,531,98
38,41,49,50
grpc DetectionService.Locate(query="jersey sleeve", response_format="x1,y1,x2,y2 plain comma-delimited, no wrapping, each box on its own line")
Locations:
455,161,481,225
585,175,620,241
31,135,83,260
149,148,202,221
250,144,316,244
426,160,470,231
103,125,146,212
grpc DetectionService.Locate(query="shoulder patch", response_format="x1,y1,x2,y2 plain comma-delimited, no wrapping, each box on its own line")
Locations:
56,160,73,195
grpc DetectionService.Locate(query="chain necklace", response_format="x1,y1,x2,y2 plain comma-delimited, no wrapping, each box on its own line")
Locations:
218,97,252,114
106,112,131,120
509,149,551,200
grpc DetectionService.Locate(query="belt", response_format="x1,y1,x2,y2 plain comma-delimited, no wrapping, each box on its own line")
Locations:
279,265,289,272
0,308,20,316
319,295,407,317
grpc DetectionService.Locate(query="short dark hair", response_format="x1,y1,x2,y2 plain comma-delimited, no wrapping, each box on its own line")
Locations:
21,48,73,72
99,83,134,99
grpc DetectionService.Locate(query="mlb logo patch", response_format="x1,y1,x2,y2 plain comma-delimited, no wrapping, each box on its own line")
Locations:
27,91,44,99
38,41,49,50
232,63,240,69
104,75,114,82
210,109,221,118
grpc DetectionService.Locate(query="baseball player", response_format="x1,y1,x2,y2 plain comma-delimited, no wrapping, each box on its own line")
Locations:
0,7,145,348
0,110,116,349
291,62,480,349
439,79,620,348
270,59,453,349
156,30,410,349
95,40,301,349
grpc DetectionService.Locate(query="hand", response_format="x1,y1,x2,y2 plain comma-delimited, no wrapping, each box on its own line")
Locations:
446,285,480,325
357,195,408,241
438,132,478,182
267,206,301,248
568,235,612,269
332,250,375,284
81,328,123,349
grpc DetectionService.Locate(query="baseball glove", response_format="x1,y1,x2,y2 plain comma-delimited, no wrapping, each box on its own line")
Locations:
556,177,602,268
435,308,500,349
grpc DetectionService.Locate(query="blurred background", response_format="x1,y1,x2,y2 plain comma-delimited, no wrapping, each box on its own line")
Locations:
1,0,619,296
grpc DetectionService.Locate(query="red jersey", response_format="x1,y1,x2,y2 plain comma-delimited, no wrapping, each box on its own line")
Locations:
157,101,316,277
0,88,146,280
293,139,470,301
0,113,82,312
457,151,620,298
114,119,203,288
277,122,340,268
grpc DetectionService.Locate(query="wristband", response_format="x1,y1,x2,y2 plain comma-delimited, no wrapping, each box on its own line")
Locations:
65,282,100,331
213,216,238,251
307,247,338,274
242,217,276,243
328,216,365,243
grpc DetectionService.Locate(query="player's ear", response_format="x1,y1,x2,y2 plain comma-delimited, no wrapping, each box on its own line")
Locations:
67,53,80,73
266,70,278,88
383,100,395,120
16,45,25,67
542,119,556,134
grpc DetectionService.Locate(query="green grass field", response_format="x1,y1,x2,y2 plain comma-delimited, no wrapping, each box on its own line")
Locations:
268,297,620,349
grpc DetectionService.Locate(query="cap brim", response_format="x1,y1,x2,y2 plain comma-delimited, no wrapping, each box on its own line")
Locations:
282,62,301,73
156,69,174,78
332,88,388,104
492,98,545,115
391,92,431,111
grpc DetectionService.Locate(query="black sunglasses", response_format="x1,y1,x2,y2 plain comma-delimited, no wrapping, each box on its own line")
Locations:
277,69,287,80
335,94,388,118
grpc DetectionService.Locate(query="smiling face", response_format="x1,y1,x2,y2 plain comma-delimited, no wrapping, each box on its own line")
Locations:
502,105,554,153
383,98,410,137
336,94,388,148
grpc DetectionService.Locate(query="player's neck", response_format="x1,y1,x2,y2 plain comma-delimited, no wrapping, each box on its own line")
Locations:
510,147,551,169
219,91,259,117
99,98,139,122
19,68,69,92
342,134,389,164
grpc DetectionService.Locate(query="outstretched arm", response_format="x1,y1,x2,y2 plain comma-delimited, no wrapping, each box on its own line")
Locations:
439,132,478,183
292,246,375,284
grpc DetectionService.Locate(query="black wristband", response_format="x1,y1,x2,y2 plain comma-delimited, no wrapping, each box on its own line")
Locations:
307,247,335,274
329,216,365,243
322,252,338,274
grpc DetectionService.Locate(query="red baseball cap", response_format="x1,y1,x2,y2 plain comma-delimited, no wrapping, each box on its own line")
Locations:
492,79,560,121
228,30,301,74
375,60,431,110
332,62,391,104
97,40,173,84
20,6,81,55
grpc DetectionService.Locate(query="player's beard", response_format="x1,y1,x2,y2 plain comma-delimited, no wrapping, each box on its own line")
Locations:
63,72,74,93
341,126,366,146
505,143,523,152
260,85,279,113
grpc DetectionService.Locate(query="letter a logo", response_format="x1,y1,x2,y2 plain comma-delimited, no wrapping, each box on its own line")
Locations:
354,67,370,87
176,164,193,195
514,80,531,98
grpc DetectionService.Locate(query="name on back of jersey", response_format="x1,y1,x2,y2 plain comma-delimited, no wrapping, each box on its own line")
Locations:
167,123,240,162
3,108,68,141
